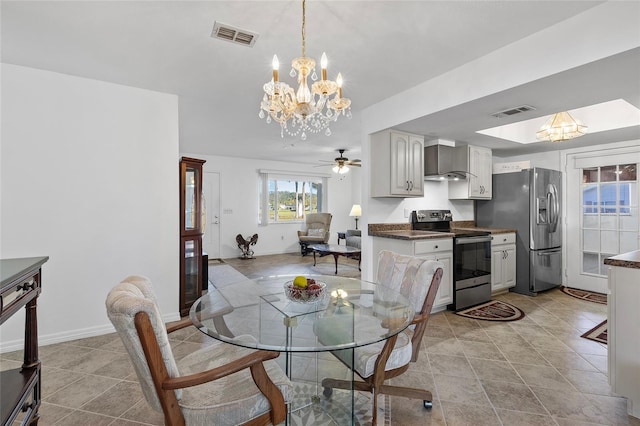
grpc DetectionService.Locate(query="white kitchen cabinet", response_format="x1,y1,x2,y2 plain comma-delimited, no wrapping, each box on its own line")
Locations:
449,145,492,200
372,237,453,310
606,255,640,419
490,233,516,293
370,130,424,197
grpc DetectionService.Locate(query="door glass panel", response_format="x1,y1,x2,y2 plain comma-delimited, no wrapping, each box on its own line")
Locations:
601,166,617,182
600,230,618,253
582,252,599,274
580,163,639,277
620,207,638,230
583,168,598,183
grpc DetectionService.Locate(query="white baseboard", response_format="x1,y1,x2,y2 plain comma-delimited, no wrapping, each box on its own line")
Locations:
0,311,182,354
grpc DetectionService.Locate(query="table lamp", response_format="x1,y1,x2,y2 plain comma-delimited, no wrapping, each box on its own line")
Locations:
349,204,362,230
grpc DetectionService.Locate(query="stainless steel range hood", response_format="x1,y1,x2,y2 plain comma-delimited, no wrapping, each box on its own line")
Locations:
424,144,469,180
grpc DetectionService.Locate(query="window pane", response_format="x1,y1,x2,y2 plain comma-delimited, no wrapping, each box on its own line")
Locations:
583,168,598,183
600,254,614,276
619,164,637,181
582,252,600,274
621,182,637,207
601,165,617,182
600,230,618,253
582,184,598,211
620,231,638,253
620,207,638,231
583,229,599,252
600,183,617,213
583,214,598,228
600,214,617,230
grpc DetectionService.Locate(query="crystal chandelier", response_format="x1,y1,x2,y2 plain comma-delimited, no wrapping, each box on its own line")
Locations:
536,111,588,142
258,0,351,140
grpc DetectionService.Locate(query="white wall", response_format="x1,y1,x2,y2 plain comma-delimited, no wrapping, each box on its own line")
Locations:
1,64,180,351
493,151,562,171
180,152,355,259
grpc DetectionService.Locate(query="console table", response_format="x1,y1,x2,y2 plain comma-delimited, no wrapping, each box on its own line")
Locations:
0,256,48,426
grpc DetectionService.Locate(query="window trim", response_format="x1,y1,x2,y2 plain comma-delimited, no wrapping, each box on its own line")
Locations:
258,169,330,225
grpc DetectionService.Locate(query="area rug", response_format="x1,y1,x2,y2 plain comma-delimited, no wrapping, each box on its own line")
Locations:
561,286,607,305
208,264,247,289
581,320,608,344
456,300,525,322
286,382,390,426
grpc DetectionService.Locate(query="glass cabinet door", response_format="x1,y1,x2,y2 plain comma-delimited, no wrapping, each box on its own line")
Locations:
180,157,206,316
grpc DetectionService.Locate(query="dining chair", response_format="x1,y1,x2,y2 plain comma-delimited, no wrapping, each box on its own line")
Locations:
106,275,292,426
320,251,443,424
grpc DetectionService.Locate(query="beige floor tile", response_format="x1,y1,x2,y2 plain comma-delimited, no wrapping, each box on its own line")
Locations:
556,369,614,397
44,375,119,408
495,342,550,366
580,353,608,373
65,333,121,349
36,402,75,426
80,381,143,417
390,396,446,425
428,354,475,378
495,408,558,426
424,336,466,357
441,401,500,426
538,349,599,372
51,409,115,425
512,363,577,392
432,374,489,406
41,367,86,397
120,400,164,425
481,379,546,414
459,340,506,361
530,386,610,425
467,358,524,384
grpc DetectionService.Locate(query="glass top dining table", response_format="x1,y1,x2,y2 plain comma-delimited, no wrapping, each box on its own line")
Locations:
189,274,415,354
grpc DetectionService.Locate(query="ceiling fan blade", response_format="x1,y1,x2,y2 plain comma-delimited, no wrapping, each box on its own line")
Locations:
347,162,362,167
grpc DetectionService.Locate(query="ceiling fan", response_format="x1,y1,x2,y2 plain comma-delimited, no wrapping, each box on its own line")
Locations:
318,149,361,174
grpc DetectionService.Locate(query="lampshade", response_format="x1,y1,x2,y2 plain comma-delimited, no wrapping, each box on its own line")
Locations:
349,204,362,217
536,111,588,142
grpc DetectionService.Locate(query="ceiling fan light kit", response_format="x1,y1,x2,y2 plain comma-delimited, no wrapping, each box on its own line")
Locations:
258,0,352,140
536,111,588,142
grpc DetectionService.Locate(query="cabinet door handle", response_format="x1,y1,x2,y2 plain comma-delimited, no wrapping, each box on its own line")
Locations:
410,181,414,191
406,180,410,191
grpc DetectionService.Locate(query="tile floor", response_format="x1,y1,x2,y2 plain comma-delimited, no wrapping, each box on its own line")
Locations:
1,253,639,425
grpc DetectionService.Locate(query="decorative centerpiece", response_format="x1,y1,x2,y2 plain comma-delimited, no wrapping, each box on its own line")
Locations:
284,276,326,303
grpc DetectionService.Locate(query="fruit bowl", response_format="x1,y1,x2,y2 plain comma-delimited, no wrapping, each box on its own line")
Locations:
284,280,327,303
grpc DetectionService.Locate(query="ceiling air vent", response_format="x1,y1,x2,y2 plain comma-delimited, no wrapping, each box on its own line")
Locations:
490,105,536,118
211,21,259,47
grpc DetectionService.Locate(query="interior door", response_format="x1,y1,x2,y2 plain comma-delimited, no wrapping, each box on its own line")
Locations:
202,172,221,260
566,149,639,293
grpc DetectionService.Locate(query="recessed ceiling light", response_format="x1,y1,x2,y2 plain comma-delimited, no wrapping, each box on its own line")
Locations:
477,99,640,144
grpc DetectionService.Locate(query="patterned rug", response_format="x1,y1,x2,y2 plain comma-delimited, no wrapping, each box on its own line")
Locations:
456,300,525,322
561,286,607,304
581,320,608,344
207,264,247,288
286,382,390,425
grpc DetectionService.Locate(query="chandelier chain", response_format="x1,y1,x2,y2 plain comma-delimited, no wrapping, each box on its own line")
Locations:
301,0,306,57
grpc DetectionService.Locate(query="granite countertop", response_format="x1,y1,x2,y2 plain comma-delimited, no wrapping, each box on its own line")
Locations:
604,250,640,269
367,222,513,240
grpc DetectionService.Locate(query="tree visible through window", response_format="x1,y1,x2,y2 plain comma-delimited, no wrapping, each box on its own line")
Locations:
259,171,327,224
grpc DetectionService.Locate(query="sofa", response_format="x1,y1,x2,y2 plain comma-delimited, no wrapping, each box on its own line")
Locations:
345,229,361,249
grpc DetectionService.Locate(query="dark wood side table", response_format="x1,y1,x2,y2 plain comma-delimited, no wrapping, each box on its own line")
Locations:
1,256,49,426
337,232,346,245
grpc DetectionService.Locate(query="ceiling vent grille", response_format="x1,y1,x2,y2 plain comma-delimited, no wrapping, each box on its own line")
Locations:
490,105,536,118
211,22,258,47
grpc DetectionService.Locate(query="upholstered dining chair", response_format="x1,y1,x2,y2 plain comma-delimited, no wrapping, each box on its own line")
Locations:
106,275,292,426
297,212,332,255
320,251,443,424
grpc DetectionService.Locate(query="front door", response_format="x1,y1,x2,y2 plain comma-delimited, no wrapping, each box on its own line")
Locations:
202,172,221,260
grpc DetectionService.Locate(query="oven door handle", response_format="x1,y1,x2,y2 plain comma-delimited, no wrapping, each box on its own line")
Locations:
456,236,492,245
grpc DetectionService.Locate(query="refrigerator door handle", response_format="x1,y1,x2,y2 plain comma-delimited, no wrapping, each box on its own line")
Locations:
549,184,559,233
537,248,562,256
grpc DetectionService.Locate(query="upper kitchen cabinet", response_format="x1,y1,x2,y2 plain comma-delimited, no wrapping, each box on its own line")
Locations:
371,130,424,197
449,145,492,199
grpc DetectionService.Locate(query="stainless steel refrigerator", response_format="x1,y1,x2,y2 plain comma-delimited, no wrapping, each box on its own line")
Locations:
476,168,562,296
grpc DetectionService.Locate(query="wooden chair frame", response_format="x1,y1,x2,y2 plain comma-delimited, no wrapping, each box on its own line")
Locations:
135,314,287,426
321,267,443,425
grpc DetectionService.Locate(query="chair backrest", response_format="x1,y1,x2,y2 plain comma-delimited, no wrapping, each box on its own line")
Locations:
105,275,181,412
304,213,332,242
376,250,444,361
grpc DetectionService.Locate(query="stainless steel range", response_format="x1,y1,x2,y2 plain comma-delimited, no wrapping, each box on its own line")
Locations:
411,210,492,311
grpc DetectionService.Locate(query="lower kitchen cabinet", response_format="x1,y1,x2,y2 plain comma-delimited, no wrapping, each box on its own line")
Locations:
372,237,453,310
491,233,516,293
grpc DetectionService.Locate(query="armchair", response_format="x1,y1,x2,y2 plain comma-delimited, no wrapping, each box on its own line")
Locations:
320,251,443,424
345,229,361,249
106,275,292,425
297,212,332,255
